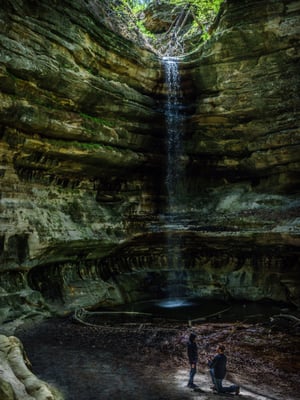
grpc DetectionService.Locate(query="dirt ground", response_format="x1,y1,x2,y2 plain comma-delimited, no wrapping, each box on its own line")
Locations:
15,315,300,400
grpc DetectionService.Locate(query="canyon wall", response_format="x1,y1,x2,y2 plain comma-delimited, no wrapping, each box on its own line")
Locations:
179,0,300,306
0,0,299,326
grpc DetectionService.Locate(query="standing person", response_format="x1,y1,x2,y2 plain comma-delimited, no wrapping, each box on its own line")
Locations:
187,332,198,388
208,344,240,395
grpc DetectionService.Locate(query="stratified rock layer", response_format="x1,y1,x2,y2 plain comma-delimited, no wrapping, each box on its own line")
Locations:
179,0,300,306
185,0,300,193
0,0,299,325
0,0,165,322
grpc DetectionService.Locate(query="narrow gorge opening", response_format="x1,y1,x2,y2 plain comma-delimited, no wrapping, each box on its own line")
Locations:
95,0,225,57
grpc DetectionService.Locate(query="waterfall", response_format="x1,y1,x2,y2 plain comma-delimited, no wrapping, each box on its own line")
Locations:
163,57,184,213
162,57,186,304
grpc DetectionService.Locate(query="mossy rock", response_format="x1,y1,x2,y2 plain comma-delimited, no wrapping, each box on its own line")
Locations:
0,377,16,400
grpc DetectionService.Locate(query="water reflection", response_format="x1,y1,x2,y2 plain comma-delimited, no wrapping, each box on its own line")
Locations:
157,298,192,308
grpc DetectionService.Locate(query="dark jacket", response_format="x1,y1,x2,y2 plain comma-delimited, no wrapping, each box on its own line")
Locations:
208,353,227,379
187,337,198,364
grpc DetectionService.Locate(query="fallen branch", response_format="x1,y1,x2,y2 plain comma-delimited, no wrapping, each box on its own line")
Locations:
73,308,181,331
188,306,232,326
271,314,300,324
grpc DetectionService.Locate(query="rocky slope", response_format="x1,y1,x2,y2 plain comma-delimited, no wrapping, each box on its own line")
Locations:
0,0,299,328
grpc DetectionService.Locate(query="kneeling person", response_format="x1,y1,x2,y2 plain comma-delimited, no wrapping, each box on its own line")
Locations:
208,344,240,395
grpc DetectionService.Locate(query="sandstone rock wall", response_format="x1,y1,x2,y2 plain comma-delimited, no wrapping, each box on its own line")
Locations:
175,0,300,306
0,0,166,323
0,0,299,325
184,0,300,192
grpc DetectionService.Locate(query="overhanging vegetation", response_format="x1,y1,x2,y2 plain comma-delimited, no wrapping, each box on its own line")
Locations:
86,0,224,56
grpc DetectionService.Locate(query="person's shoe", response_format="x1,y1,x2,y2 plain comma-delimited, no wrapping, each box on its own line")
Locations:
235,386,240,395
187,383,198,389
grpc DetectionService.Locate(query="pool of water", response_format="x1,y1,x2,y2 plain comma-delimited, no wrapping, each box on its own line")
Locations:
110,298,296,323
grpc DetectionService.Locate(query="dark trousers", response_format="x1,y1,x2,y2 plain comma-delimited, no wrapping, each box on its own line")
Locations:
188,364,196,385
210,368,238,393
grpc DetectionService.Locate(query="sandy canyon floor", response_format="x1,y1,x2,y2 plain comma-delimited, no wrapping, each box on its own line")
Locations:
13,313,300,400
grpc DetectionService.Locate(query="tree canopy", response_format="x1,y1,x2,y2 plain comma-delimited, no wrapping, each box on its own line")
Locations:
92,0,225,56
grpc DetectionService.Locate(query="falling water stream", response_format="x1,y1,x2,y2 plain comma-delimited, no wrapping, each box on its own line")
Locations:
161,57,186,306
163,57,184,211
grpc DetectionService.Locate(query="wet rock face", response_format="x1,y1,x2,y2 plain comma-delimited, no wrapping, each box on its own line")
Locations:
0,0,299,323
185,0,300,193
179,0,300,306
0,0,165,321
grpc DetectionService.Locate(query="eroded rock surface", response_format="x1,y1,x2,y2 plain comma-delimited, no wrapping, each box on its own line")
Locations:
0,0,165,321
0,334,62,399
185,0,300,194
0,0,299,326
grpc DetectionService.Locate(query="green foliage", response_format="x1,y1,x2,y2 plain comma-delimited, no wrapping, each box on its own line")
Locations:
108,0,224,55
164,0,223,28
129,0,223,19
136,20,156,39
80,113,115,128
